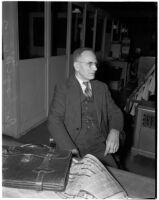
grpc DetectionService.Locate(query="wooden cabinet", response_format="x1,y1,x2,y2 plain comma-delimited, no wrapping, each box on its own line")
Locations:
132,102,156,159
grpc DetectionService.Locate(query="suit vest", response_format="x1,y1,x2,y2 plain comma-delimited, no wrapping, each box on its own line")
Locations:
75,88,105,156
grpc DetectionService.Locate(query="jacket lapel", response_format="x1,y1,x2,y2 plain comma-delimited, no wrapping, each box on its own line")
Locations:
91,80,102,125
67,76,81,128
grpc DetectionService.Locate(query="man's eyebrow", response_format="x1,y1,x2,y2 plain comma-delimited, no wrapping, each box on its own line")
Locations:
88,61,97,63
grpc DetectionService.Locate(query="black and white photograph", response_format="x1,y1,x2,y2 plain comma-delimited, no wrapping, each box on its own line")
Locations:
2,1,157,199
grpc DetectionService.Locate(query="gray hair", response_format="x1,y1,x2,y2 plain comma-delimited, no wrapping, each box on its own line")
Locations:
73,47,95,63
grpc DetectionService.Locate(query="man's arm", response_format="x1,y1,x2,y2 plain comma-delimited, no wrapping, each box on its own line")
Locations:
104,84,124,155
104,84,124,131
48,83,77,151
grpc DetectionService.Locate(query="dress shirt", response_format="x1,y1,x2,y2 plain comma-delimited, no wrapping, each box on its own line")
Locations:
75,75,92,94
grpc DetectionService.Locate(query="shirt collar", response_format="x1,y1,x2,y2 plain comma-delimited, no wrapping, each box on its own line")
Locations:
75,75,91,91
75,74,84,87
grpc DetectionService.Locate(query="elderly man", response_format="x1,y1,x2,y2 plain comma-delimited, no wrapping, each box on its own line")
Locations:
48,47,124,167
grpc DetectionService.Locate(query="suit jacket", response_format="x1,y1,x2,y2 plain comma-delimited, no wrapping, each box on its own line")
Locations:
48,76,124,151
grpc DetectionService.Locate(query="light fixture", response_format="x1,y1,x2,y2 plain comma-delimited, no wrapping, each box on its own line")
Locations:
72,8,81,14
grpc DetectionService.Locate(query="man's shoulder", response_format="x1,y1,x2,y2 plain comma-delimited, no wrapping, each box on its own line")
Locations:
92,79,108,89
55,76,76,89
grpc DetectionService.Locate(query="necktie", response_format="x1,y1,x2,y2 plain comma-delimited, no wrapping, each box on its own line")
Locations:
83,82,92,98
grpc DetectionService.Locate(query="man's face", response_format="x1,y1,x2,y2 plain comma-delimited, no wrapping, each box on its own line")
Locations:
74,50,98,81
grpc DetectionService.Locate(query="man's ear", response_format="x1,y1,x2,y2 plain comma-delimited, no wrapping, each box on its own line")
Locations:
74,62,79,71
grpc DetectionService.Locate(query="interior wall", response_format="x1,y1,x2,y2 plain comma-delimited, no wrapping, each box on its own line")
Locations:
49,56,67,105
19,58,47,135
68,55,74,76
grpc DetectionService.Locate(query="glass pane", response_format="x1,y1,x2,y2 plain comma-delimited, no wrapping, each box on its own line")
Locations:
85,10,94,48
95,16,104,51
51,2,67,56
106,19,112,33
18,2,44,59
71,4,83,53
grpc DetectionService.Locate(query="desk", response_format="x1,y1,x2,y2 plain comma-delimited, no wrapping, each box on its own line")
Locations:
2,138,156,199
108,166,155,198
3,153,155,199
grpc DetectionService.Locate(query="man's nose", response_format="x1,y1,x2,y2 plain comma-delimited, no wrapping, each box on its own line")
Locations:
92,64,97,71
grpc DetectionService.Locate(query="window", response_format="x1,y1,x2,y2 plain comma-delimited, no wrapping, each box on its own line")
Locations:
18,2,44,59
85,10,94,48
51,2,67,56
71,4,84,53
95,16,104,51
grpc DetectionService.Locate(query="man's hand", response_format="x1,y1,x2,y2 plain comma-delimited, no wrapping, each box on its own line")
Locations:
104,129,120,156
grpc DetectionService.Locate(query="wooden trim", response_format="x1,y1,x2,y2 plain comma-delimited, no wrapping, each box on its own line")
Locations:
82,3,87,47
66,2,72,78
14,2,20,135
110,19,114,42
2,2,20,136
93,9,97,51
44,2,51,116
131,147,155,159
102,16,107,58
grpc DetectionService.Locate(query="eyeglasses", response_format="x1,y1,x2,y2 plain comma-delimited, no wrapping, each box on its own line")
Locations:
77,61,99,68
